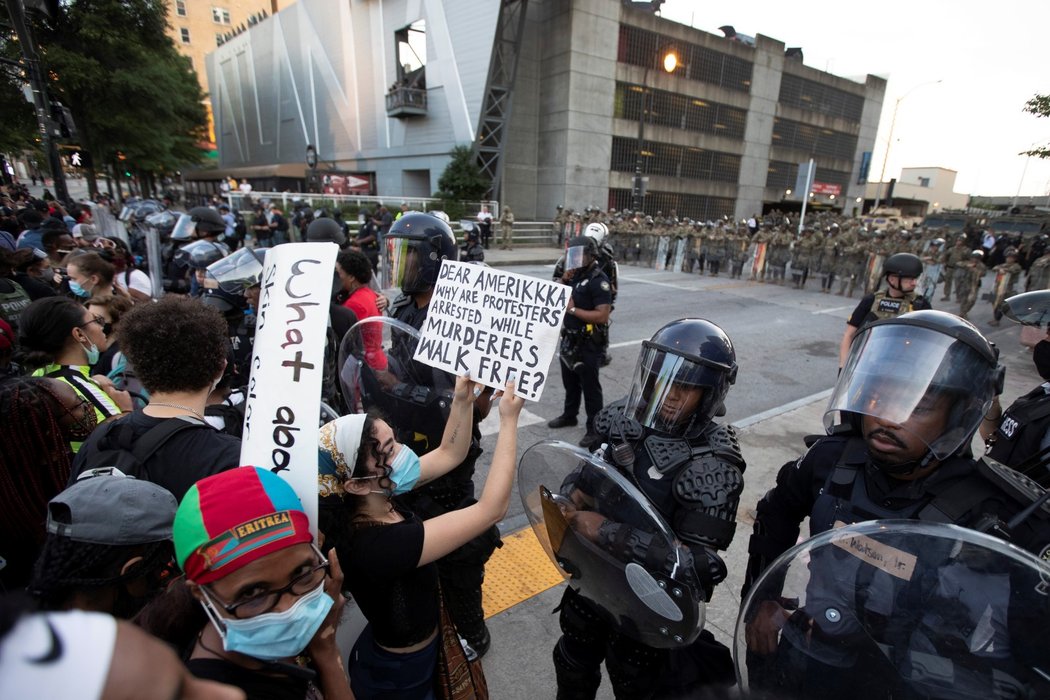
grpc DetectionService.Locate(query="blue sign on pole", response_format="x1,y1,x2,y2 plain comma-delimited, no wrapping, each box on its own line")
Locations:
858,151,872,184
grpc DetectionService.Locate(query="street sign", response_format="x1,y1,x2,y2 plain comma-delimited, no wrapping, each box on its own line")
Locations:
811,182,841,196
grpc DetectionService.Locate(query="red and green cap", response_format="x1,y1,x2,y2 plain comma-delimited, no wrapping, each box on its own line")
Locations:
174,466,312,584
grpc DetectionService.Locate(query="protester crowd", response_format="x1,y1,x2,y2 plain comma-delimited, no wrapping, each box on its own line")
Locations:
1,184,1050,700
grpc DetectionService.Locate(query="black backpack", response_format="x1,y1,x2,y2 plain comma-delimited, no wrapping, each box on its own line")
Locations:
233,211,247,241
74,416,210,482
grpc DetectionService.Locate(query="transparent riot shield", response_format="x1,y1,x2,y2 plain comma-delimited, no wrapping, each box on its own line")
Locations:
518,440,706,648
1002,289,1050,327
337,317,455,449
735,520,1050,700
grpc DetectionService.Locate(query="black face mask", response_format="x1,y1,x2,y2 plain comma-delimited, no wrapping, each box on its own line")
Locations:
1034,339,1050,382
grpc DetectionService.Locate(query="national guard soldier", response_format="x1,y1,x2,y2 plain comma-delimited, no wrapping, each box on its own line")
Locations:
838,252,930,370
382,212,499,656
818,224,841,293
706,223,727,276
835,227,867,297
918,236,946,300
552,319,745,699
1028,248,1050,291
956,249,985,321
549,236,612,448
749,223,771,282
989,248,1024,326
767,225,793,285
727,224,749,278
941,235,970,302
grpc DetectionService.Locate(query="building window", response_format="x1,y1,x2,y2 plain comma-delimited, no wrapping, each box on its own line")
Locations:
778,74,865,122
180,27,190,44
771,118,858,162
766,161,851,191
617,25,753,93
394,19,427,90
611,136,741,184
609,188,735,221
918,177,930,187
216,33,224,47
175,0,186,17
614,83,747,141
212,7,231,25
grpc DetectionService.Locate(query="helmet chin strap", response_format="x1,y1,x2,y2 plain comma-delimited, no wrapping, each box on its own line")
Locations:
872,448,937,478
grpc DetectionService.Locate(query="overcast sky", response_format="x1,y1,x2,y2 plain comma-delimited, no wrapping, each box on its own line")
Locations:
659,1,1050,199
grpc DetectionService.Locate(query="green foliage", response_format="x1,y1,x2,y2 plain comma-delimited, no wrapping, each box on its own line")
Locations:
434,145,488,203
1022,94,1050,159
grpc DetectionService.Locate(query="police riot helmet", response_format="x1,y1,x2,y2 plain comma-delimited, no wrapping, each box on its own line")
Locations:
206,246,267,293
174,239,230,270
430,210,451,224
930,237,946,247
145,210,177,238
201,286,247,319
826,310,1004,471
622,319,738,439
188,206,226,234
384,211,457,293
883,252,923,279
565,235,596,271
583,222,608,246
305,217,346,245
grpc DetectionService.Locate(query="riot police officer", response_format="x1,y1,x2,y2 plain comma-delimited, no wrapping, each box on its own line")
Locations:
549,236,612,448
553,319,746,699
383,211,498,656
838,252,931,369
742,311,1050,697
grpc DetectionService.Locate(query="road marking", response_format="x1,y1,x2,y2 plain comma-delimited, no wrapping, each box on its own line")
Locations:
479,406,546,437
618,274,703,291
609,338,644,349
811,305,853,315
734,388,834,429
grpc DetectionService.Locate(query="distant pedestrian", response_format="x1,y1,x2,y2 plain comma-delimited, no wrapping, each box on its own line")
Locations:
499,206,515,250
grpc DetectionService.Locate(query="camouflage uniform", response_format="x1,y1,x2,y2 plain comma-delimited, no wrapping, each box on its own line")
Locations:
706,225,727,276
990,259,1023,325
818,230,841,293
955,256,984,321
1027,253,1050,291
940,239,970,301
768,228,793,284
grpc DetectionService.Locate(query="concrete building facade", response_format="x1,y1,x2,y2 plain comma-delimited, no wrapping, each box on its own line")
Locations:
865,166,969,215
204,0,885,220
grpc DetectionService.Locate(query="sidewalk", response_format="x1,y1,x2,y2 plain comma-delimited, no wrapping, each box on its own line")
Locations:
480,245,563,268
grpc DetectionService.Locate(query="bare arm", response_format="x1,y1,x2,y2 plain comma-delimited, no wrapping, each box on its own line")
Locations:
569,303,611,325
418,382,525,566
417,375,479,486
838,323,858,369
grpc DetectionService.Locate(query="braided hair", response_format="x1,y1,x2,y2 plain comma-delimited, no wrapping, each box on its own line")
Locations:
0,378,75,589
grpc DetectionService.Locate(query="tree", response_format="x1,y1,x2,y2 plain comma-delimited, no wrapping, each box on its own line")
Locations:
1022,94,1050,159
8,0,209,196
435,144,489,202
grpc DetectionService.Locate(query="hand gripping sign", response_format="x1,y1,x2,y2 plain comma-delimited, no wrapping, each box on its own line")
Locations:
239,242,338,535
411,260,570,401
518,440,707,648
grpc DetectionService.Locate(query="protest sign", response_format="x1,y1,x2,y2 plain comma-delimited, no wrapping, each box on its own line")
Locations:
240,242,338,534
414,260,569,401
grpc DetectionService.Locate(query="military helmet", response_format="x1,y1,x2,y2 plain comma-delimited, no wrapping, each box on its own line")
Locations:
188,206,226,234
883,252,923,279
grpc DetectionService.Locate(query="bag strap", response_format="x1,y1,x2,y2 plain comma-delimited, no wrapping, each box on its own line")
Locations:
131,417,207,463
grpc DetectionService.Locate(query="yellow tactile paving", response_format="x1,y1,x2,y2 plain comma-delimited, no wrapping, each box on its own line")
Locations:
483,526,566,618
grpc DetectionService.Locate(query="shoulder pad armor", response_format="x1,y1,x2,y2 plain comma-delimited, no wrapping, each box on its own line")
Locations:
979,457,1050,519
390,294,413,313
697,423,744,469
672,453,745,550
593,400,643,444
644,434,692,474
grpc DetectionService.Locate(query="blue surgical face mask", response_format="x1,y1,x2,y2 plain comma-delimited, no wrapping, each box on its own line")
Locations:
202,581,333,661
69,279,92,298
387,445,421,495
81,341,100,366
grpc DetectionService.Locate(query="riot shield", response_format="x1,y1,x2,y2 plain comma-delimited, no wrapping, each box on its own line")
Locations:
735,520,1050,700
337,316,455,450
1002,289,1050,326
518,440,706,648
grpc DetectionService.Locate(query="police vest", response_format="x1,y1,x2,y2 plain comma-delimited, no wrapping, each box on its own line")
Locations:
0,279,30,328
868,290,915,323
987,386,1050,471
810,437,991,534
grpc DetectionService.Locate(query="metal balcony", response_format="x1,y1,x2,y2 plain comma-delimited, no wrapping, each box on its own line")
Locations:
386,86,427,118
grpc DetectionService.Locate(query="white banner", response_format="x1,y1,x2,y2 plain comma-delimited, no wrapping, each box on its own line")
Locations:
414,260,569,401
240,242,338,534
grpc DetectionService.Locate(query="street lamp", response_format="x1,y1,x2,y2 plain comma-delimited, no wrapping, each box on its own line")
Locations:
872,79,942,211
632,46,679,212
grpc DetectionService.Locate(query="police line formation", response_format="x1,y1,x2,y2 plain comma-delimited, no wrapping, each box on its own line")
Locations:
2,190,1050,700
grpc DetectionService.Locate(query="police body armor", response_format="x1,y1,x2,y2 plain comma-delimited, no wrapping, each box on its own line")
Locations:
867,290,918,323
987,386,1050,480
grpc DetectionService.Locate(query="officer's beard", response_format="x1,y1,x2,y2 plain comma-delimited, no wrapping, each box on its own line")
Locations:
865,428,937,479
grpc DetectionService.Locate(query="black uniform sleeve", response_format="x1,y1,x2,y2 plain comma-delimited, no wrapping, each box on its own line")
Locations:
847,295,875,328
588,273,613,308
742,451,822,597
913,295,932,311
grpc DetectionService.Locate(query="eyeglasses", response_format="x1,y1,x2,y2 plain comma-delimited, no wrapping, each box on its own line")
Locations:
204,551,329,619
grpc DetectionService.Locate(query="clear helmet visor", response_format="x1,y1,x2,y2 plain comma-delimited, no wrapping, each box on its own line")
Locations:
206,247,263,294
170,214,195,241
566,246,586,271
826,324,996,460
381,237,423,292
623,344,716,437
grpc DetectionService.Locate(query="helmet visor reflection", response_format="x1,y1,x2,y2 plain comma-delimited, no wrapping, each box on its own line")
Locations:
624,345,707,434
382,238,421,291
207,247,263,294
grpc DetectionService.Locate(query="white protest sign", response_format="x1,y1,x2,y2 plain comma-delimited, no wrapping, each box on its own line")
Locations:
240,242,338,534
414,260,569,401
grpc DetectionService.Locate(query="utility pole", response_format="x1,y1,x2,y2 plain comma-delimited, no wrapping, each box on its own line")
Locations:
5,0,69,202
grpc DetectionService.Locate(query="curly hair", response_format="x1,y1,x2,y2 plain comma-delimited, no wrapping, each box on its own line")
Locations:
86,294,133,331
337,249,374,284
119,295,228,393
17,296,86,369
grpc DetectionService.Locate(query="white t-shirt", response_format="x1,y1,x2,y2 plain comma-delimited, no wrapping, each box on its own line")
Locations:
114,268,153,298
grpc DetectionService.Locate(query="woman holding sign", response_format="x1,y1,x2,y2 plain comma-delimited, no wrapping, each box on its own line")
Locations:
318,376,524,699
